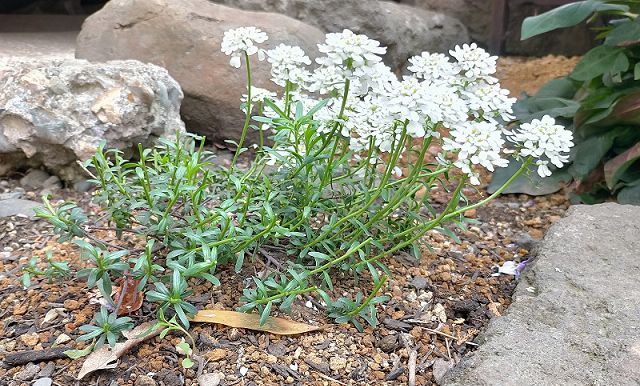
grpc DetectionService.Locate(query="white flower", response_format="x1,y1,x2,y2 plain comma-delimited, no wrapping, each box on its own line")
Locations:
221,27,268,68
387,77,428,138
419,82,469,129
462,83,516,122
316,29,386,74
449,43,497,82
352,62,396,96
241,87,277,112
506,115,574,177
536,160,552,177
306,65,346,95
267,44,312,86
407,52,458,81
443,120,509,184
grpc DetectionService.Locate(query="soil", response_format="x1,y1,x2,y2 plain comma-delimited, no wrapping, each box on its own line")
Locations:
0,56,576,386
496,55,580,97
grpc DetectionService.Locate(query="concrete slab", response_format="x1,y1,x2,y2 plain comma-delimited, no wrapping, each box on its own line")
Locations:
443,203,640,386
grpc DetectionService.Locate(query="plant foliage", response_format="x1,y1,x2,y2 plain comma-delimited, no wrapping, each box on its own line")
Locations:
29,27,571,355
492,0,640,204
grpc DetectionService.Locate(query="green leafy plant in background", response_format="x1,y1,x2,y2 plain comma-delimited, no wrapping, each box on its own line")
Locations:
491,0,640,204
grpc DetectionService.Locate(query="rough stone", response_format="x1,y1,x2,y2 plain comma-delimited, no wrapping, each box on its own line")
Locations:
402,0,594,56
19,169,51,190
0,191,23,200
13,363,40,381
134,375,157,386
212,0,469,72
198,372,222,386
444,203,640,386
0,198,43,218
33,378,53,386
76,0,324,145
38,363,55,378
0,57,184,180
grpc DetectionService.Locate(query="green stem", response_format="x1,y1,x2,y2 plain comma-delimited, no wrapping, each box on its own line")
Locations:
347,275,387,317
254,286,318,305
355,157,534,268
230,51,252,175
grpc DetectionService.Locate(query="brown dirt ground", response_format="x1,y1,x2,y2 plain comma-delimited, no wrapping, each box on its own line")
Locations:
0,56,577,386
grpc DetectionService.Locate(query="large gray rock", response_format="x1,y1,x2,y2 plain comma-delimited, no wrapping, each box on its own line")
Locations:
76,0,325,145
0,198,43,218
403,0,594,56
0,58,184,180
443,203,640,386
212,0,469,72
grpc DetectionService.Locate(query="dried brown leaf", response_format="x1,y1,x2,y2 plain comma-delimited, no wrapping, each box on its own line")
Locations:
111,276,143,316
190,310,322,335
77,322,159,380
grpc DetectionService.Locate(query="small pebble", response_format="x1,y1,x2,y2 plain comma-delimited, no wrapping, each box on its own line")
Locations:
33,378,53,386
198,372,222,386
134,375,156,386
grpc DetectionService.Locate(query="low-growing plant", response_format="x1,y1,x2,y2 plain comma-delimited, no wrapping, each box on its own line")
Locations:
491,0,640,203
31,27,572,352
77,306,134,348
21,249,70,288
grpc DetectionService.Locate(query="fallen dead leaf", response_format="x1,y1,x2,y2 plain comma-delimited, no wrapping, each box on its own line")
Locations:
77,322,159,380
111,276,143,316
190,310,322,335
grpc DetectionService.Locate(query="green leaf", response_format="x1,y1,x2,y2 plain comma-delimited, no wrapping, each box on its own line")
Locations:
521,0,629,40
513,96,580,122
488,157,572,195
260,301,273,326
182,357,194,369
605,18,640,46
635,63,640,80
570,45,625,81
618,180,640,204
235,250,245,273
64,343,95,359
535,78,579,99
604,142,640,188
569,134,614,180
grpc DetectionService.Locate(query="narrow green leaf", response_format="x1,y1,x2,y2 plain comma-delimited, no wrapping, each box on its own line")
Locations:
64,343,95,359
260,301,273,326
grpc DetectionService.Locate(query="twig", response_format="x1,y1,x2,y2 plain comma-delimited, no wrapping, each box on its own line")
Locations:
445,338,452,360
3,347,70,366
408,350,417,386
404,320,478,346
259,247,284,271
401,333,417,386
312,370,348,386
113,272,129,315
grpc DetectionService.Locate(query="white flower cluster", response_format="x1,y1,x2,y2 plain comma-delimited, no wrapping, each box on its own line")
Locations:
267,44,311,87
506,115,574,177
221,27,574,182
221,27,268,68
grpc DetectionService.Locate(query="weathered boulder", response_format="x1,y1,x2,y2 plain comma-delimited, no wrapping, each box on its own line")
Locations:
403,0,594,56
443,203,640,386
212,0,469,72
76,0,325,144
0,198,43,219
0,58,184,180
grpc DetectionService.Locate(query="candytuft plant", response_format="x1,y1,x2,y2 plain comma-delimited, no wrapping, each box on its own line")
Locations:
31,27,572,352
491,0,640,203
